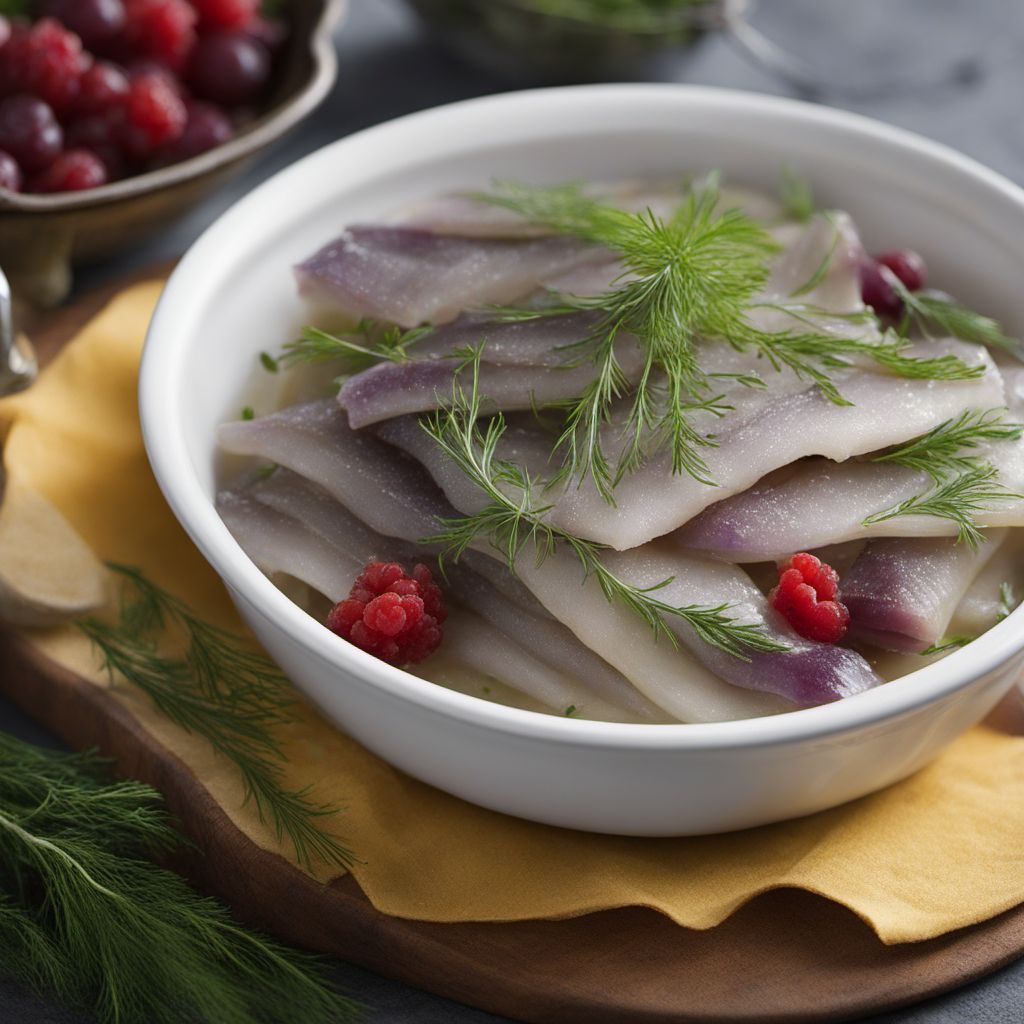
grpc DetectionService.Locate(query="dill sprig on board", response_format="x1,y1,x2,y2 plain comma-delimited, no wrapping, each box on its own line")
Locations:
862,464,1020,547
872,408,1024,482
78,565,353,871
478,178,983,500
0,733,361,1024
280,320,434,375
420,352,788,658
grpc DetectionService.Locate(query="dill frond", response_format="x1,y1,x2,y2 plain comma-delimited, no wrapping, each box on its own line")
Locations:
280,321,433,375
862,464,1021,547
873,408,1024,482
78,566,353,871
0,735,361,1024
477,178,982,499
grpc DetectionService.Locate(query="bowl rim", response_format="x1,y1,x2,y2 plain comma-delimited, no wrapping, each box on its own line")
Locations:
0,0,347,214
141,82,1024,752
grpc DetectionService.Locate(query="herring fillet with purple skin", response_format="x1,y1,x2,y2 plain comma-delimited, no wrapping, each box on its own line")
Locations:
217,405,795,720
294,227,608,328
248,468,663,721
839,531,1007,653
218,477,639,721
218,415,662,719
376,416,881,706
376,337,1002,551
339,311,645,429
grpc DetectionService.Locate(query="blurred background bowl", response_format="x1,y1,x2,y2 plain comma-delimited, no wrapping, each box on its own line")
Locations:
0,0,347,308
402,0,735,82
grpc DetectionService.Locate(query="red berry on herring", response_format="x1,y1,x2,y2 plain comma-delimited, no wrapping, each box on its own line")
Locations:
769,552,850,644
326,561,447,666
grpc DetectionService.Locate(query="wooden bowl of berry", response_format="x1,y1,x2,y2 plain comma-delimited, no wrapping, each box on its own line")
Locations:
0,0,346,306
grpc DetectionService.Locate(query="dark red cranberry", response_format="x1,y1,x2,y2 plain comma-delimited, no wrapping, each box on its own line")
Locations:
876,249,927,293
858,259,902,320
122,0,197,71
0,149,22,191
76,61,130,115
120,70,186,157
192,0,259,30
33,148,109,192
41,0,126,50
0,95,63,172
188,31,270,106
0,18,89,114
66,111,126,178
168,100,233,159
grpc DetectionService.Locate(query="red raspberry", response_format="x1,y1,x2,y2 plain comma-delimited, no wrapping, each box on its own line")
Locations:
0,149,22,191
326,561,447,666
0,18,89,114
122,0,197,71
192,0,259,30
76,61,130,115
33,148,109,192
769,552,850,644
121,69,186,156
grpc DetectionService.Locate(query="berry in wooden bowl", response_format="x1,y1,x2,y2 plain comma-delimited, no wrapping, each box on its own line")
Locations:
0,0,346,306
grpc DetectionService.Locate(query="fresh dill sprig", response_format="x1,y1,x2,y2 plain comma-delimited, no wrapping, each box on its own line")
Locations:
862,464,1021,547
280,320,433,375
779,166,815,223
419,352,788,659
872,408,1024,483
892,279,1024,360
0,733,362,1024
477,178,982,500
78,565,353,871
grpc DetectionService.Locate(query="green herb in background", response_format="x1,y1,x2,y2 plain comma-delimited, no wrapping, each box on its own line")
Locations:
78,564,354,871
527,0,713,33
0,733,362,1024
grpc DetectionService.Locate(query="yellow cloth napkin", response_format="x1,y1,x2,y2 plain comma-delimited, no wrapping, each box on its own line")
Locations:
3,281,1024,946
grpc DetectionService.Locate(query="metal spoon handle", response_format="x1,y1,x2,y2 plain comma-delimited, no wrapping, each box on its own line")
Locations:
0,266,38,396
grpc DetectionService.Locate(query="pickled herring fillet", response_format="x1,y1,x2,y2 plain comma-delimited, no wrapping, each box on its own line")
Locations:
218,400,452,545
219,480,639,721
441,561,666,721
248,470,660,719
842,532,1007,653
217,490,365,601
339,313,644,428
373,418,880,708
677,400,1024,562
379,339,1003,550
511,546,791,722
600,544,880,706
295,227,608,328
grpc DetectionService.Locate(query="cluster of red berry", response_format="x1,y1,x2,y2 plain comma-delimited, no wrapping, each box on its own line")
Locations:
769,552,850,645
326,562,448,667
0,0,284,194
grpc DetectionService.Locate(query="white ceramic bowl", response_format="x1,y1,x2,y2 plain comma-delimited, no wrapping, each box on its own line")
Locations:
141,85,1024,835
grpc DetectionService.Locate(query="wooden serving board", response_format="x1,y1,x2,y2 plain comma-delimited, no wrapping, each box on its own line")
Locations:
3,272,1024,1023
